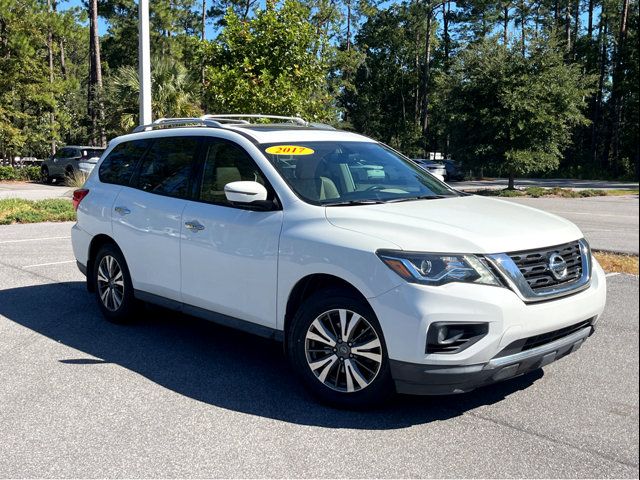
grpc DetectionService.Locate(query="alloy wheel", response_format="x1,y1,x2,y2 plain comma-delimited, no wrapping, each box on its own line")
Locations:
96,255,125,312
305,308,383,393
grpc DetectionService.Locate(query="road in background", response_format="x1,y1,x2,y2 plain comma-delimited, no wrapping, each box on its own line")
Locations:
453,178,639,191
502,195,639,255
0,182,72,201
0,222,638,478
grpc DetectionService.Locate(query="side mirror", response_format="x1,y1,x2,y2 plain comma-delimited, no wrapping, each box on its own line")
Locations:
224,181,272,210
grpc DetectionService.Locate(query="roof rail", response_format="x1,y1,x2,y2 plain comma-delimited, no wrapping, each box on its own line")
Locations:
132,117,224,133
203,114,308,126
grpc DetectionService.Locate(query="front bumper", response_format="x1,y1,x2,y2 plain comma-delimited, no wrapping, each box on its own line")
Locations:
391,323,594,395
369,255,607,394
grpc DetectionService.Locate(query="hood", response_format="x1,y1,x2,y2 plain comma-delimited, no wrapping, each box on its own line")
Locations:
325,195,583,254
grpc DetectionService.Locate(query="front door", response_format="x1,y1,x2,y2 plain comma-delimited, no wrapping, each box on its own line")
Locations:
180,138,283,328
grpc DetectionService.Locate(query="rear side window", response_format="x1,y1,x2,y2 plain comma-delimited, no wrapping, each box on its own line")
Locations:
135,136,199,199
99,140,149,186
200,140,267,205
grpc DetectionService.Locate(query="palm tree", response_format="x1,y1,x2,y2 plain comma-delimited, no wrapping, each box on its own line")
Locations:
106,57,202,134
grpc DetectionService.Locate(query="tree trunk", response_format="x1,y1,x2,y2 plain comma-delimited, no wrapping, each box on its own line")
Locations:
88,0,105,147
442,1,450,70
201,0,206,90
503,4,509,45
587,0,594,38
51,2,67,81
520,0,526,55
565,0,571,51
346,0,352,51
573,0,580,53
591,20,606,166
508,169,515,189
422,9,432,156
47,0,55,156
602,0,630,170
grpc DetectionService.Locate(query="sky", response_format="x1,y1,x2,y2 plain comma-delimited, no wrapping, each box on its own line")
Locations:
61,0,218,39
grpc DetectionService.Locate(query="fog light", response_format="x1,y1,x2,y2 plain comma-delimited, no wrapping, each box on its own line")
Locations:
426,322,489,354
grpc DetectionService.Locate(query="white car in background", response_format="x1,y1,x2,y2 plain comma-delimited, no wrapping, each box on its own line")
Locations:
70,114,607,408
412,158,447,181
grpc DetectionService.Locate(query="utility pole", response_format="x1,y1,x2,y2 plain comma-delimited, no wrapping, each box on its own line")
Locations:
139,0,152,126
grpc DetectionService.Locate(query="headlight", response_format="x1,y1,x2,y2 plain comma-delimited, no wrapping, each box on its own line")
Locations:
376,250,502,286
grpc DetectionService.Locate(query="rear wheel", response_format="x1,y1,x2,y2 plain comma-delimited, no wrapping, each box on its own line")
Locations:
93,244,137,323
288,288,394,408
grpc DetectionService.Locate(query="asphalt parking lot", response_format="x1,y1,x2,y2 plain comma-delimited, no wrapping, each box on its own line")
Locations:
0,222,638,478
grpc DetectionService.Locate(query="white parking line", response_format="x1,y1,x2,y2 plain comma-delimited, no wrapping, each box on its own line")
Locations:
606,272,620,278
0,236,71,244
22,260,76,268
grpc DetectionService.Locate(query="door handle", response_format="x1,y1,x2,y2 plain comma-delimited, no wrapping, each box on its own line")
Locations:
114,206,131,215
185,220,205,232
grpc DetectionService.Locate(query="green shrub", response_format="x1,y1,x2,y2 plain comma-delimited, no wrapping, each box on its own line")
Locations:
0,165,43,182
578,189,607,197
524,187,548,198
499,189,525,197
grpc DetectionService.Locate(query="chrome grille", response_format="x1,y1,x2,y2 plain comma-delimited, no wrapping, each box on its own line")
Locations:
486,239,592,302
509,241,583,291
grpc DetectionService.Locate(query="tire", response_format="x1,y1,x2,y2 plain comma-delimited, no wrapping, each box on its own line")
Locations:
41,166,52,184
93,243,138,324
287,288,394,409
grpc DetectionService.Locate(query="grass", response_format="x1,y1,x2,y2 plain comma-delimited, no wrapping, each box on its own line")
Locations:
0,198,76,225
473,187,639,198
593,251,639,275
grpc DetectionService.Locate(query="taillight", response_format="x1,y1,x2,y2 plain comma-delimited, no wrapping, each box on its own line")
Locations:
72,189,89,210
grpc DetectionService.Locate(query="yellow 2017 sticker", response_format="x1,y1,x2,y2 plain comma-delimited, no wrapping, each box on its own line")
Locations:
265,145,315,155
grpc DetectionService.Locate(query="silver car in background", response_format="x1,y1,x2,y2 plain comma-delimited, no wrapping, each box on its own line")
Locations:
41,146,105,183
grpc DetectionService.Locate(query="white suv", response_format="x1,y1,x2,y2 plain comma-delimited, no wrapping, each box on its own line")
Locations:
71,114,607,408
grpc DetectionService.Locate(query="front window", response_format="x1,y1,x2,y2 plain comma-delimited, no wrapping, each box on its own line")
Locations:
260,141,459,205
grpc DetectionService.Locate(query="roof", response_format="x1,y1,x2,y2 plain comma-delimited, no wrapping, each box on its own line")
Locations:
129,115,376,145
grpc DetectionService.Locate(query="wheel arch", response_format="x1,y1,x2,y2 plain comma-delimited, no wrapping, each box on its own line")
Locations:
283,274,370,350
86,234,121,292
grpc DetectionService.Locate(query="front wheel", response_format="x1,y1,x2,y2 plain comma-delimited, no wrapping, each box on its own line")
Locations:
287,288,394,408
41,166,52,184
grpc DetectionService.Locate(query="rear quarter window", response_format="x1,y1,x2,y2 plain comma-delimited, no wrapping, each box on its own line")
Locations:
99,140,150,186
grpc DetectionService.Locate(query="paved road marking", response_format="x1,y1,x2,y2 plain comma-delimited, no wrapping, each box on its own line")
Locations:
606,272,621,278
22,260,76,268
0,236,71,244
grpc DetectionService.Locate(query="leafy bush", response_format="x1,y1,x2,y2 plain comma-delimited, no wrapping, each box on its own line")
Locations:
0,198,76,225
0,166,43,182
524,187,548,198
499,189,525,197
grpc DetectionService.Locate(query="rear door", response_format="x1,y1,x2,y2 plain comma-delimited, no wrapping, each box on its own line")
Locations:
112,135,200,301
180,138,283,328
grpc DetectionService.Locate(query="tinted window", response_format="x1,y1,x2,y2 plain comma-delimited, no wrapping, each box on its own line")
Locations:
200,140,267,205
99,140,149,186
81,148,105,159
136,136,199,199
56,148,72,159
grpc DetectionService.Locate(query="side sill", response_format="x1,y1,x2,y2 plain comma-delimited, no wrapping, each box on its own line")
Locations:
134,290,284,342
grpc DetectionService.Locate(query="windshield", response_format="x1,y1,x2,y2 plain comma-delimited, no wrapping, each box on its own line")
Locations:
261,141,459,205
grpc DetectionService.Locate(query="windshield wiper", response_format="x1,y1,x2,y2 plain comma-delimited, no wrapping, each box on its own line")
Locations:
383,195,450,203
323,200,387,206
